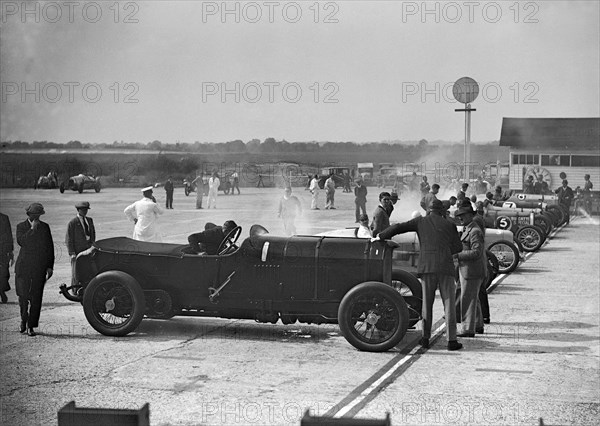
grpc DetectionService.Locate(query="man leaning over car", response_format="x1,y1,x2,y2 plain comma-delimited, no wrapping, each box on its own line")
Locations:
373,199,464,351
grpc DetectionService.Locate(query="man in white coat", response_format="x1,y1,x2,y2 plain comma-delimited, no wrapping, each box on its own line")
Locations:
208,172,220,209
124,186,164,242
309,174,320,210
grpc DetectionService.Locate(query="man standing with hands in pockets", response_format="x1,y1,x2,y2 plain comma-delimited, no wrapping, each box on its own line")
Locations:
66,202,96,292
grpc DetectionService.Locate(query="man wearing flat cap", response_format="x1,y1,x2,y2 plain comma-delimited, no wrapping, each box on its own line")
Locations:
373,199,464,351
15,203,54,336
66,202,96,289
124,186,164,242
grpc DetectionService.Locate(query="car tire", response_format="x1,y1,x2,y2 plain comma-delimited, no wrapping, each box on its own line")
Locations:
59,183,65,193
184,186,190,196
546,205,564,227
534,214,552,237
338,281,409,352
515,225,544,252
487,240,520,274
83,271,145,336
95,182,101,193
78,183,84,193
391,269,422,328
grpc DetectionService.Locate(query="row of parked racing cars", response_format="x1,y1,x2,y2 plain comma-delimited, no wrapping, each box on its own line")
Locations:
58,192,567,352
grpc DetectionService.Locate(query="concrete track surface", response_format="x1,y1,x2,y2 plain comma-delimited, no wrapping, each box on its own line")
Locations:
0,187,598,425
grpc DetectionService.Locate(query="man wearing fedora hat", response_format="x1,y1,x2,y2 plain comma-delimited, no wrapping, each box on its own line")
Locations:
454,203,486,337
374,199,464,351
65,202,96,289
124,186,164,242
15,203,54,336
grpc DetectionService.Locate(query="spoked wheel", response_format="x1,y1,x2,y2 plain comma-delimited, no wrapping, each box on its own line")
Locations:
83,271,145,336
546,205,565,227
487,240,520,274
515,225,544,252
338,282,409,352
391,269,422,328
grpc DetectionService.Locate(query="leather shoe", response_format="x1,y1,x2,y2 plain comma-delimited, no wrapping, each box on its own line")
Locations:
457,332,475,338
483,318,490,324
27,328,36,337
476,328,484,334
419,337,430,349
447,340,463,351
20,322,26,333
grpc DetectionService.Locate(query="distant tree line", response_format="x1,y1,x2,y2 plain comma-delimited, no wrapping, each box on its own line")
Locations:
1,138,499,154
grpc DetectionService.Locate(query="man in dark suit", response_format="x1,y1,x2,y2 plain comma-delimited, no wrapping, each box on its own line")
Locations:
555,179,574,224
370,192,393,237
0,212,14,303
16,203,54,336
164,177,174,209
65,202,96,288
374,199,464,351
188,220,238,255
455,205,486,338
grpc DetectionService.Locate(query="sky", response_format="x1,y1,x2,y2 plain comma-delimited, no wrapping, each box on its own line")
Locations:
1,0,599,144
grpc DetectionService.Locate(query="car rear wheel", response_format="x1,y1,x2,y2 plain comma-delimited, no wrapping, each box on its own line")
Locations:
83,271,145,336
515,225,544,252
338,281,409,352
485,250,500,288
59,183,65,193
184,185,190,196
94,182,101,193
534,214,552,236
78,182,84,193
487,240,520,274
391,269,422,328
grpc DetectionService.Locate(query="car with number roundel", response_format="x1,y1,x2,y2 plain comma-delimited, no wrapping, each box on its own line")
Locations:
59,224,420,352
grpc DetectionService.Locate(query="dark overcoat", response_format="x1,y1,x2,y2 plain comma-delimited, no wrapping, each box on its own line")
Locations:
65,216,96,256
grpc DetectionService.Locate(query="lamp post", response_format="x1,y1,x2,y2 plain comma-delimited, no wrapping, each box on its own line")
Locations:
453,77,479,181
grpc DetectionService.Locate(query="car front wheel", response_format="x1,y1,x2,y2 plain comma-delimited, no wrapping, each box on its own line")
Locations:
83,271,145,336
487,240,520,274
338,281,409,352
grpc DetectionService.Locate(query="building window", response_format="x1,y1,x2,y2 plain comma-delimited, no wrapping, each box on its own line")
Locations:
571,156,600,167
541,155,571,166
513,154,539,165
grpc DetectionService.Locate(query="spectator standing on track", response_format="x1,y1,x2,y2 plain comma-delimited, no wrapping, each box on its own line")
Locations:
420,183,440,215
343,173,352,193
278,187,302,236
192,173,204,209
0,212,14,303
325,174,336,209
208,172,220,208
555,179,574,224
65,202,96,290
582,174,593,215
374,199,463,351
533,175,550,195
231,171,241,195
457,183,469,202
164,177,174,209
420,176,430,197
15,203,54,336
454,204,486,338
523,175,535,194
309,174,320,210
354,178,368,222
124,186,164,242
370,192,393,237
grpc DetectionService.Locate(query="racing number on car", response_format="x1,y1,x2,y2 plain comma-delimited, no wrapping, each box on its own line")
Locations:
497,216,511,230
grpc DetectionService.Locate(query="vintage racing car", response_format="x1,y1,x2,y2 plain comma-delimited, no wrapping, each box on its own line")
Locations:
60,174,101,193
60,225,420,352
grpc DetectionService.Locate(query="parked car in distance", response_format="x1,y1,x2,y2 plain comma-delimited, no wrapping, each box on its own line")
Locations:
59,174,101,193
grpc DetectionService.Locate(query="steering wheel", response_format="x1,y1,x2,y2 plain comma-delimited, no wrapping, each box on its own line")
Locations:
217,226,242,255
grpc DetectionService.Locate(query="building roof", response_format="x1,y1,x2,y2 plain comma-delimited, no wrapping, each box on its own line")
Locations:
499,118,600,149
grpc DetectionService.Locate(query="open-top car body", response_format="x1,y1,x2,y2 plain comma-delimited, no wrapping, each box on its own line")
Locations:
60,174,101,193
61,225,416,352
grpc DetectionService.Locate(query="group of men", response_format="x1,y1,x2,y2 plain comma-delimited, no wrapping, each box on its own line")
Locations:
0,200,94,337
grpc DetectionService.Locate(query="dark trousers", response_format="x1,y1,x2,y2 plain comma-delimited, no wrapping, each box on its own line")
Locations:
0,260,9,302
479,282,490,320
17,276,45,328
232,181,240,194
355,200,366,222
166,191,174,209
